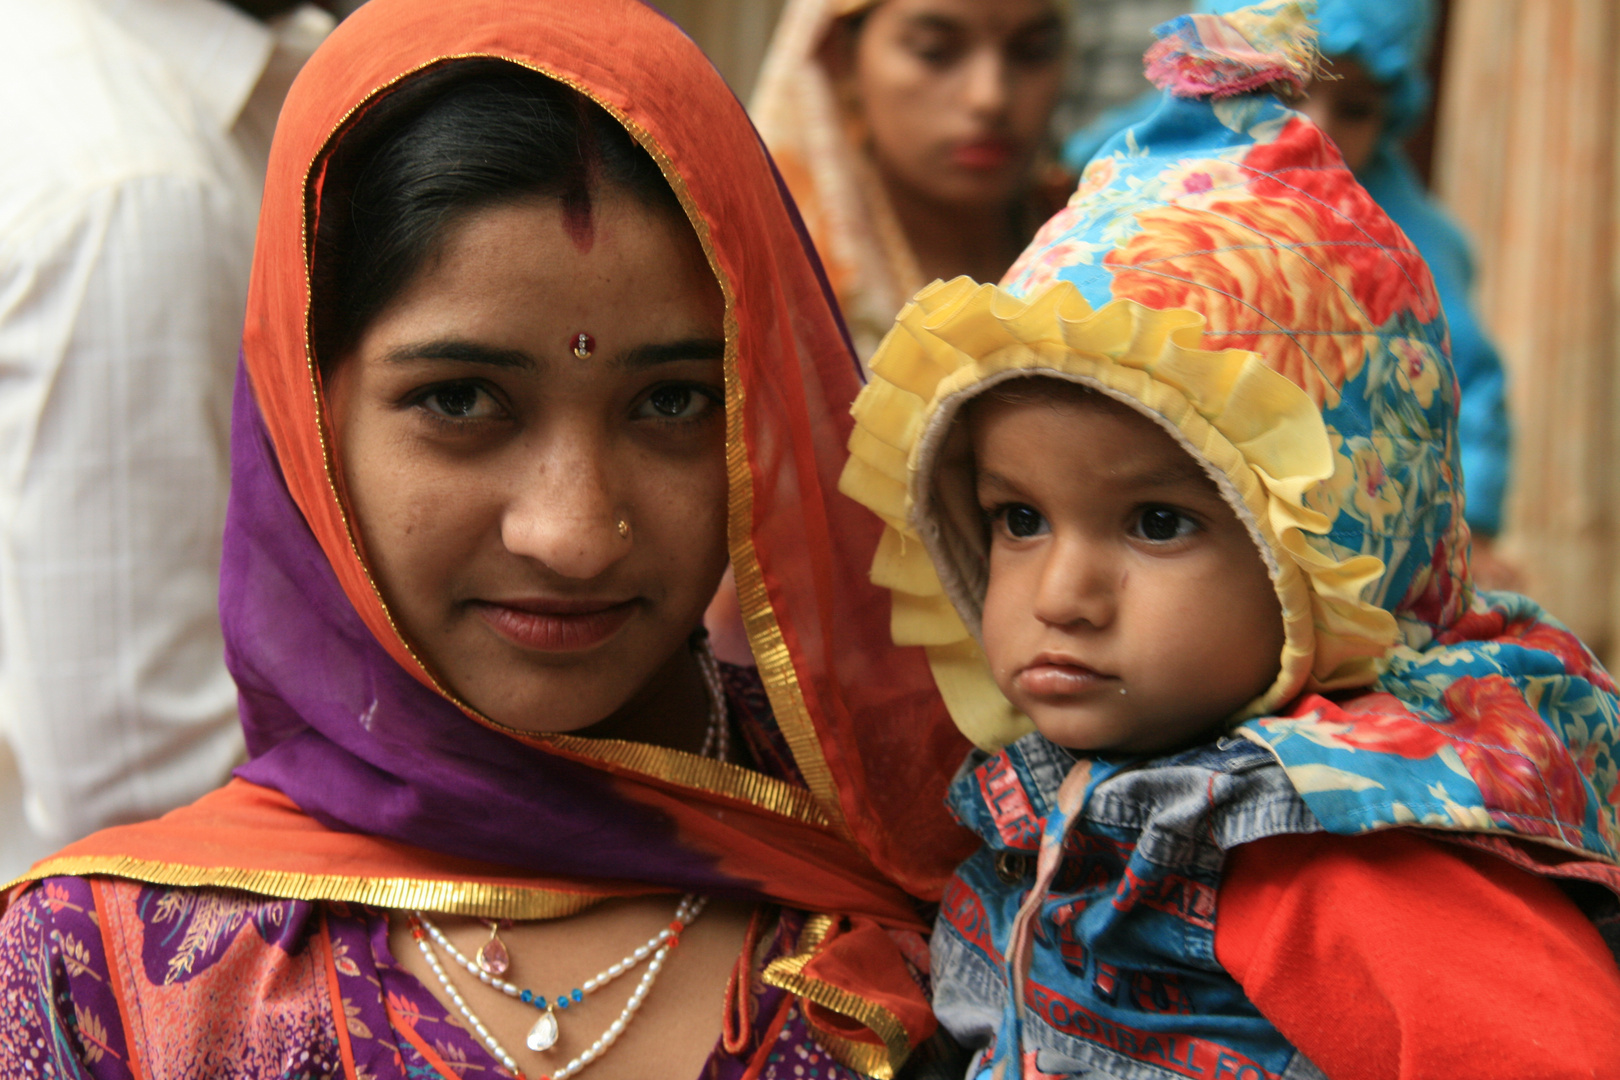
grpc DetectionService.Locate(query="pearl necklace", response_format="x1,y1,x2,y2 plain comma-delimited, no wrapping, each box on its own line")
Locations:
409,639,729,1079
411,896,705,1077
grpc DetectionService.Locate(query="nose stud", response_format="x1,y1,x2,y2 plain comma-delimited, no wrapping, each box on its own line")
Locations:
616,518,631,540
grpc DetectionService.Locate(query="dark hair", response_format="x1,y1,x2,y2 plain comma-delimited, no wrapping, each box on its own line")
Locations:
311,59,683,369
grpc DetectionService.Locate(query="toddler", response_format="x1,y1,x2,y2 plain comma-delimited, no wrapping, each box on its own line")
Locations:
839,3,1620,1077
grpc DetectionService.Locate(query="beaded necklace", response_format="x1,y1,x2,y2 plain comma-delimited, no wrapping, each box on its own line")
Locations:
408,639,729,1079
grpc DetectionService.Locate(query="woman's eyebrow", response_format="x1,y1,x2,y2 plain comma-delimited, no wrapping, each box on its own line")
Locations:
1022,12,1065,34
383,339,535,369
905,15,959,31
614,338,726,370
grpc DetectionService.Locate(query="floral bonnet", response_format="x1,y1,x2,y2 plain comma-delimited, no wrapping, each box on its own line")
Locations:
839,0,1461,750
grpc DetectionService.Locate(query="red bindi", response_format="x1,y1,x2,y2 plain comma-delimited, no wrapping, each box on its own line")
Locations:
572,333,594,359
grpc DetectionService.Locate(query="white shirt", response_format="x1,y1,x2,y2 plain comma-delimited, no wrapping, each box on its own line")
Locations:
0,0,331,873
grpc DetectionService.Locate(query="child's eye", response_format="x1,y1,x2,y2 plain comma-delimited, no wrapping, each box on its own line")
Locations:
635,383,721,423
999,503,1048,539
420,381,498,420
1134,506,1198,543
1333,99,1385,125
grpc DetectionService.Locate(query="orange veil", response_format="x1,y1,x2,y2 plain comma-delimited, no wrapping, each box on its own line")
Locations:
9,0,973,1070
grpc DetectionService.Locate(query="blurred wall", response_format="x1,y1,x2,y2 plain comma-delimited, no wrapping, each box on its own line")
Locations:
654,0,790,95
1436,0,1620,662
1059,0,1185,135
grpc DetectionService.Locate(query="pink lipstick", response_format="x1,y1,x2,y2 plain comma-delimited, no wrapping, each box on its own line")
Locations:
951,136,1016,171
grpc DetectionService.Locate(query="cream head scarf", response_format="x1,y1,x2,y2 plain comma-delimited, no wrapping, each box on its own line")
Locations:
751,0,923,363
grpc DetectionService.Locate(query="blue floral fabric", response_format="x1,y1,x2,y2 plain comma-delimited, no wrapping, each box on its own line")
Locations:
1005,0,1620,894
874,3,1620,1076
1063,0,1511,533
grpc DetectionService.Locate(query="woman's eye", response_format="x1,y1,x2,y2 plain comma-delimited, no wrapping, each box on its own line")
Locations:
903,31,962,67
1001,503,1047,539
1009,29,1062,66
1135,506,1198,543
637,384,719,423
421,382,495,420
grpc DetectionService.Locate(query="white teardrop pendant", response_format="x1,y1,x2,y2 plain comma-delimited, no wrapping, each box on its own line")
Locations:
526,1007,559,1053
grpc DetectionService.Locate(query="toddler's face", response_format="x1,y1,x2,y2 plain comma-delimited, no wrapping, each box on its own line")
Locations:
970,389,1284,754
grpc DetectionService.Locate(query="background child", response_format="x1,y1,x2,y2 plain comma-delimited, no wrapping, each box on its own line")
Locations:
839,3,1620,1077
1063,0,1514,576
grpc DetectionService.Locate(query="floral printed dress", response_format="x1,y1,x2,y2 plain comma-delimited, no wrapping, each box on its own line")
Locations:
0,876,868,1080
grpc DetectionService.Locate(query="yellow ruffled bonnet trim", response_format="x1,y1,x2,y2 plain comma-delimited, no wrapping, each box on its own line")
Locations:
837,277,1398,750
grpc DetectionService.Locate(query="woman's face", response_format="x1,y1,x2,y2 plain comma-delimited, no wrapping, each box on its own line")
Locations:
325,192,729,736
840,0,1064,210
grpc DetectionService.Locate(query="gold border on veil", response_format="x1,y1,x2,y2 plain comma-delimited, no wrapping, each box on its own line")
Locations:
6,855,614,919
293,56,854,839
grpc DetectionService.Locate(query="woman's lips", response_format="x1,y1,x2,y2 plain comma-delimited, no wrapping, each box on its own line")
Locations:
1015,655,1118,699
951,136,1016,170
474,598,637,653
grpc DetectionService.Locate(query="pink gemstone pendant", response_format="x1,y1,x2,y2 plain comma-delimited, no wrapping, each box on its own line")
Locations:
475,927,510,977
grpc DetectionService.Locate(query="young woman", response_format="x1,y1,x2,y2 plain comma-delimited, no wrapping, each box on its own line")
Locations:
0,2,974,1077
752,0,1068,364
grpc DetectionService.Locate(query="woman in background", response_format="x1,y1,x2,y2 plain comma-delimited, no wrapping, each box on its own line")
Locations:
752,0,1068,363
711,0,1072,664
0,1,973,1077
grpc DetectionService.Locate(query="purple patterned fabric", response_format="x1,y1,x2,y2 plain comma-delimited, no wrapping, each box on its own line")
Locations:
0,875,867,1080
222,366,733,893
0,589,868,1079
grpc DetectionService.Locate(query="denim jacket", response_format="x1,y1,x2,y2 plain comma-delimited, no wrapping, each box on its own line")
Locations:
932,732,1329,1080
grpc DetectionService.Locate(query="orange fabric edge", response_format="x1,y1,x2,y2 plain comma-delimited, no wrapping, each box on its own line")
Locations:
388,995,466,1080
742,993,798,1080
317,909,362,1080
723,906,772,1055
799,920,933,1041
760,914,930,1076
12,780,646,901
8,778,926,929
90,878,149,1080
1437,829,1620,895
